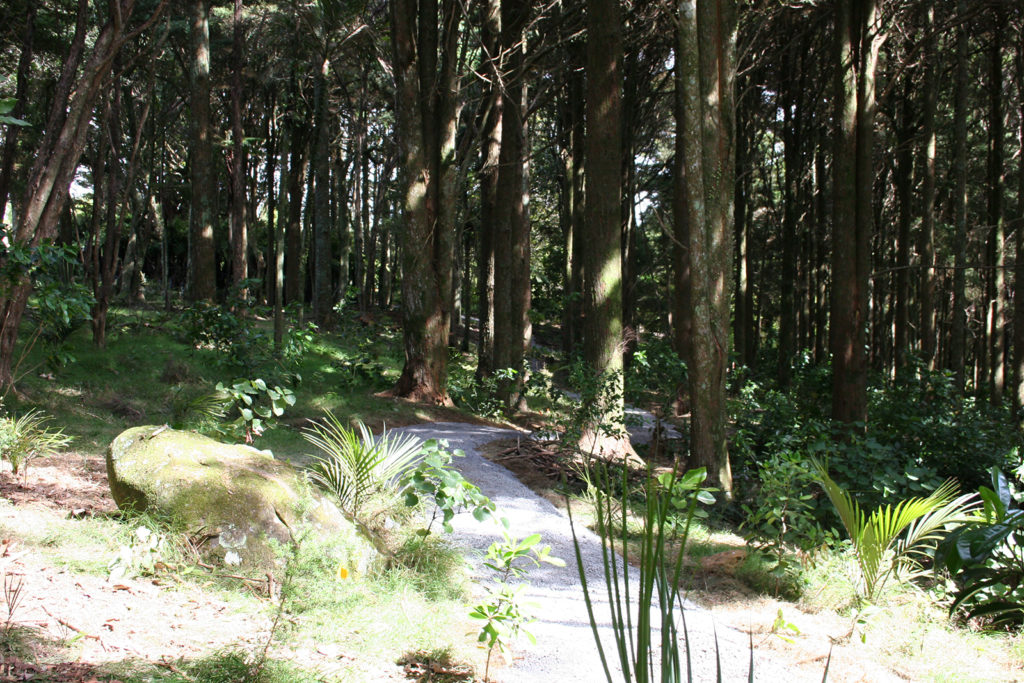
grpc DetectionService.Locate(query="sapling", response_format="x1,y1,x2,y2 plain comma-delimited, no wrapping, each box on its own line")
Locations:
470,526,564,681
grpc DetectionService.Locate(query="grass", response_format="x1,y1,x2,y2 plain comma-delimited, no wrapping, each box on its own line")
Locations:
0,302,495,681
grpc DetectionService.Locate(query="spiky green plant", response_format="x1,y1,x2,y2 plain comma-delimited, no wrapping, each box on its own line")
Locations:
810,456,977,604
0,410,72,476
304,412,423,519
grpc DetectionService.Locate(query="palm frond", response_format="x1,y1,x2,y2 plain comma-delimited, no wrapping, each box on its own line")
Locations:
304,412,423,519
811,456,976,602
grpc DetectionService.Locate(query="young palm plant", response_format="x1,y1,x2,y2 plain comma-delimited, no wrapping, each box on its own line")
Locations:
810,456,977,604
304,412,423,520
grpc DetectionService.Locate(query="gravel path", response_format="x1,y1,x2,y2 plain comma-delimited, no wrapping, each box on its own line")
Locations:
391,422,805,683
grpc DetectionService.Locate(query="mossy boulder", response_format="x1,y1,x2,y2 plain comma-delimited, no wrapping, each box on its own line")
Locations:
105,425,374,571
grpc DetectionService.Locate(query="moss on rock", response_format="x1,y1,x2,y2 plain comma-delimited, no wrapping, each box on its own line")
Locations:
105,425,372,570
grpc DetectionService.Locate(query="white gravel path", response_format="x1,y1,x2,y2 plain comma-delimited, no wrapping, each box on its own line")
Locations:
391,422,807,683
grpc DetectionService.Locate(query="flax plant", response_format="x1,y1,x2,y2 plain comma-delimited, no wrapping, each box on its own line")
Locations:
569,462,713,682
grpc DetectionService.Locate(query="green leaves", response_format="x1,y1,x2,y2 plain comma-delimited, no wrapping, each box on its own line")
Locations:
935,468,1024,625
811,456,976,604
0,409,72,476
305,414,422,520
400,439,495,534
0,98,29,127
569,462,715,682
213,378,295,442
472,528,563,680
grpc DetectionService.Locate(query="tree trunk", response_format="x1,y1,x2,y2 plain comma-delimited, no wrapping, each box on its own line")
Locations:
229,0,247,295
893,75,914,373
311,58,334,326
580,0,630,458
1014,35,1024,425
986,25,1005,405
475,0,500,377
917,6,938,370
831,0,879,428
951,0,969,393
390,0,457,404
677,0,736,494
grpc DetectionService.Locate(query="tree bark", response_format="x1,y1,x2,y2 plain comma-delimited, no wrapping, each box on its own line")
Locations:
229,0,248,295
831,0,879,428
677,0,736,493
917,6,938,370
188,0,216,302
985,25,1005,405
389,0,458,404
581,0,630,457
951,0,969,393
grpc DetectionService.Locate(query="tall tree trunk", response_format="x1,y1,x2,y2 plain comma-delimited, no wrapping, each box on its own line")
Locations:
475,0,500,377
311,58,334,326
986,25,1005,405
951,0,969,393
779,32,802,387
893,75,914,373
1013,34,1024,425
918,7,938,370
677,0,736,493
188,0,216,302
390,0,458,404
493,0,530,407
831,0,879,428
582,0,630,457
229,0,247,295
284,115,307,306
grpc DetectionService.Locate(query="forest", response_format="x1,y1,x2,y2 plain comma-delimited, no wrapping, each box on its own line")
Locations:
1,0,1024,681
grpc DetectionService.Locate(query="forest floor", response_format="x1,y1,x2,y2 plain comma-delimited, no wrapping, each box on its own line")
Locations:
1,309,1022,681
1,438,1022,682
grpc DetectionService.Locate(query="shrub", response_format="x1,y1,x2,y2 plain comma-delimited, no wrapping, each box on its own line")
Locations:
812,456,976,604
305,414,423,520
935,468,1024,626
0,409,72,476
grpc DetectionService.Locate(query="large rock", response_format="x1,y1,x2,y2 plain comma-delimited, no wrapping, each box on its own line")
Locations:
106,425,373,571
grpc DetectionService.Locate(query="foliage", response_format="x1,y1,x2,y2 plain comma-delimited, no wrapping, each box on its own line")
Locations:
305,414,423,520
175,296,315,381
447,367,507,418
0,98,29,127
214,378,296,443
569,463,715,682
470,528,564,681
176,301,271,373
871,364,1021,491
401,439,496,534
935,468,1024,626
0,409,72,476
107,526,170,582
557,359,630,451
740,448,835,588
0,240,94,377
811,457,976,604
624,338,686,408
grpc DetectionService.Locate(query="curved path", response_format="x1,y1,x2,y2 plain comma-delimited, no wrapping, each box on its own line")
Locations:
391,422,805,682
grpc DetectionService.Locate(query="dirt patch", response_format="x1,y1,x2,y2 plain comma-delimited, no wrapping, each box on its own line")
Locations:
0,455,409,682
0,454,116,517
